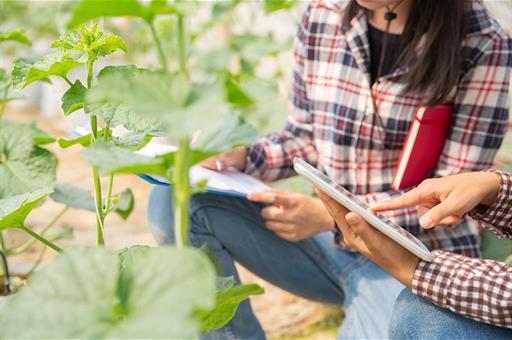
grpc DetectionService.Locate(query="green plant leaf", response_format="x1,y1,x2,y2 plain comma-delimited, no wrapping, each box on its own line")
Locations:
263,0,298,14
0,246,216,338
0,30,31,45
52,25,127,61
118,245,151,271
109,188,134,220
58,133,93,149
480,229,512,261
68,0,197,28
192,113,259,155
199,284,264,333
61,80,87,115
59,81,87,116
68,0,150,28
12,52,83,89
113,132,152,151
0,188,53,230
0,69,23,104
97,65,146,79
50,183,96,212
225,76,255,108
0,123,57,198
82,140,169,177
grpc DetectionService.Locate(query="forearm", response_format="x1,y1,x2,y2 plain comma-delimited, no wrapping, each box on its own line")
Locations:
245,129,318,182
413,250,512,329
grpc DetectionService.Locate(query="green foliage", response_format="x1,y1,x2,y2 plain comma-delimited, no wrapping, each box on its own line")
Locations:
0,246,216,338
82,140,170,177
0,188,52,230
68,0,198,28
11,52,83,89
199,284,265,333
52,24,127,62
264,0,299,14
50,183,96,212
0,68,22,104
0,123,57,198
0,30,31,45
61,80,87,115
109,188,135,220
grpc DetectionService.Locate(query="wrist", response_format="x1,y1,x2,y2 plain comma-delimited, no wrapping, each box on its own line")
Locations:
395,253,420,289
481,171,501,207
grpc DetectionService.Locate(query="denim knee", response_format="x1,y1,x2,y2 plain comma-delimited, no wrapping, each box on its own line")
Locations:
388,289,424,338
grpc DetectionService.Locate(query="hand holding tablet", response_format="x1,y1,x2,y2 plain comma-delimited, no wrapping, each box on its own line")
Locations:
293,158,433,262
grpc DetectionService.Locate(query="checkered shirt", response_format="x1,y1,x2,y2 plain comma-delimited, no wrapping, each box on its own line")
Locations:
414,170,512,328
245,0,511,257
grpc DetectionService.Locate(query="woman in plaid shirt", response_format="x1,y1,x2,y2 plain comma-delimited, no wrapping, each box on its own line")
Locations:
147,0,511,338
318,170,512,336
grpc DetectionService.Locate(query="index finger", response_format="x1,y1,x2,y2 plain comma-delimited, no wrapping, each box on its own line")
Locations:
369,187,431,212
247,190,292,206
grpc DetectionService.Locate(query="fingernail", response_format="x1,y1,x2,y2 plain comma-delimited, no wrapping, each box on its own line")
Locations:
420,213,433,228
215,160,224,171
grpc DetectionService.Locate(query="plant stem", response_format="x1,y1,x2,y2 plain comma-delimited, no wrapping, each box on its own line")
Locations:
8,206,69,255
0,232,6,252
177,14,188,76
0,250,10,294
62,76,73,86
149,21,169,72
86,56,105,246
103,174,114,215
18,226,63,253
0,81,10,122
92,166,105,246
172,137,192,248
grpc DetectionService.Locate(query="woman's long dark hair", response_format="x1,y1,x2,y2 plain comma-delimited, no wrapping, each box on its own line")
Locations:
344,0,468,106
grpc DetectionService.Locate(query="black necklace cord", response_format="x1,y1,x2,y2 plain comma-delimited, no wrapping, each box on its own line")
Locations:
376,0,404,81
0,250,11,295
370,0,406,138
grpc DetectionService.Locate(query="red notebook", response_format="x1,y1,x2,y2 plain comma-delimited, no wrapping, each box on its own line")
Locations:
392,104,453,190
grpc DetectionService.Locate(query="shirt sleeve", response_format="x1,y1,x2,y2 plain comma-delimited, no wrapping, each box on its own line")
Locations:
413,250,512,329
469,170,512,238
245,4,318,181
356,31,512,236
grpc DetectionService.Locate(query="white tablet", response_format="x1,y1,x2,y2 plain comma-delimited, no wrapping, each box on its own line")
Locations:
293,158,434,262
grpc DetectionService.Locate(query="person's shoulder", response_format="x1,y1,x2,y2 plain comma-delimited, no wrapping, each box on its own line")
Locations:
300,1,352,31
463,1,512,66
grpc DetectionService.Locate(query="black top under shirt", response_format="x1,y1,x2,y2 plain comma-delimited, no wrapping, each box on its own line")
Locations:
368,24,402,84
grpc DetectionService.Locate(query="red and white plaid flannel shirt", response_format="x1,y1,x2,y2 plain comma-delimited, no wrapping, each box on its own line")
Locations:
414,170,512,329
245,1,511,257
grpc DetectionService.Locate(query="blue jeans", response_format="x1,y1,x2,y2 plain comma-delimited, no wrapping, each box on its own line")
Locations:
147,186,405,339
389,289,512,339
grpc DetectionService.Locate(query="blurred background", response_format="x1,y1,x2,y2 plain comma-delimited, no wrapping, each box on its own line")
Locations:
1,1,511,338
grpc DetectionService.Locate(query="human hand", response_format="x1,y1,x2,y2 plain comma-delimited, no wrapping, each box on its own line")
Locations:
247,189,335,242
370,171,501,228
200,146,247,172
316,189,419,288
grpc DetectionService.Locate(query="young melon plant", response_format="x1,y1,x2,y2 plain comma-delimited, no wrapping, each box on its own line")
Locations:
1,1,265,337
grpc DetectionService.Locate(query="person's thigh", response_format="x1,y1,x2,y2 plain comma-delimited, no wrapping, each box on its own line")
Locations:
389,289,512,339
336,257,405,339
